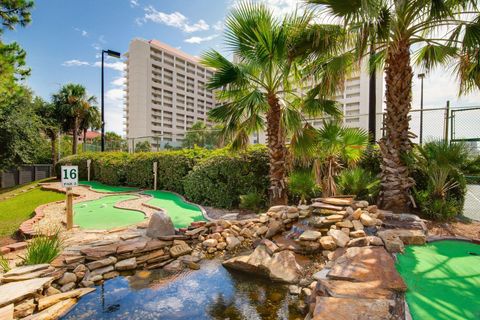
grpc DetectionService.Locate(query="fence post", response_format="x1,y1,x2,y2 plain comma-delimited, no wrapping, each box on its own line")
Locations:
444,100,450,142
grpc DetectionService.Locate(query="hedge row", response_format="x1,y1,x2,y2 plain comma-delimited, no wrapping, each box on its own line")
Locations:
56,146,269,208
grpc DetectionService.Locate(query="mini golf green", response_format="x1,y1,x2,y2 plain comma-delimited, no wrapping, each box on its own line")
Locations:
74,195,146,230
396,240,480,320
80,181,139,193
143,190,206,229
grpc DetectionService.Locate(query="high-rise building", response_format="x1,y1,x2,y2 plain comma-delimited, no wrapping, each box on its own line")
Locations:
125,39,216,149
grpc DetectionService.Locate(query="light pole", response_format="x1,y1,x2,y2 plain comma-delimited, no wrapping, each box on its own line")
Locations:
418,73,425,145
101,49,121,151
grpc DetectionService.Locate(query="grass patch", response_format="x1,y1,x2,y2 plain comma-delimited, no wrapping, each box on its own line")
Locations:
22,231,62,265
0,177,57,197
0,187,65,237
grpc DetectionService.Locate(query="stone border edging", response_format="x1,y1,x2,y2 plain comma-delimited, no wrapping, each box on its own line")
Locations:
427,235,480,245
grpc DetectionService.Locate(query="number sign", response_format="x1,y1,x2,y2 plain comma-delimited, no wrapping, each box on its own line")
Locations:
61,166,79,187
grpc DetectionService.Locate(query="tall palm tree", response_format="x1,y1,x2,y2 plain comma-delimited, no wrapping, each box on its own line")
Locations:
34,97,61,168
80,105,101,151
53,84,97,155
201,2,346,205
306,0,480,211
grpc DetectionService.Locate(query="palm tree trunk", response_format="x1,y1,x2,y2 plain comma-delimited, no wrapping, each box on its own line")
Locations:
379,39,415,211
72,118,79,155
83,128,87,152
266,94,288,206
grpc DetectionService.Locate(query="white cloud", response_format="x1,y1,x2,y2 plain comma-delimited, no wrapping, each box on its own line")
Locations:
112,77,126,87
130,0,139,7
62,59,90,67
93,61,125,72
184,34,218,44
140,6,209,33
213,20,224,31
230,0,302,17
74,28,88,37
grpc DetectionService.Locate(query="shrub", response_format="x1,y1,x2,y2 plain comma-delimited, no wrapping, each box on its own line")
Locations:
183,146,269,208
239,191,265,212
336,167,380,203
288,169,320,204
358,145,382,176
0,255,10,272
92,152,130,185
56,152,100,180
22,231,62,265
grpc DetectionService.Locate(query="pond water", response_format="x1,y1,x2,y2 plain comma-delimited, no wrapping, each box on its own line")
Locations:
62,259,304,320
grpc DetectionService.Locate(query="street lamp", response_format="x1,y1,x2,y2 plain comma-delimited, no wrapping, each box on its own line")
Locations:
418,73,425,145
101,49,121,152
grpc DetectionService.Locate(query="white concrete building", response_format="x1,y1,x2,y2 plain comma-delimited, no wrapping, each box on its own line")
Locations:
125,39,216,149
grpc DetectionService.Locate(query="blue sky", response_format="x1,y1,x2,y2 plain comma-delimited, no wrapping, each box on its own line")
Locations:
4,0,480,135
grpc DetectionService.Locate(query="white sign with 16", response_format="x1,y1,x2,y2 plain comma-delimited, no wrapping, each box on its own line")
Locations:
61,166,79,187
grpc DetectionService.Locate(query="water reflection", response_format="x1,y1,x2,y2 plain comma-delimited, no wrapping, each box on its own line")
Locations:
62,259,303,320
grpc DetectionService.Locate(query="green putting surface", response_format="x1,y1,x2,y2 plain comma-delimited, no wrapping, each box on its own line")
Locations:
74,195,146,229
396,240,480,320
143,190,206,229
80,181,139,193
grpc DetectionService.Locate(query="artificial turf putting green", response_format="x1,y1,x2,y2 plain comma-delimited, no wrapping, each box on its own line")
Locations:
0,188,65,237
396,240,480,320
74,195,146,230
80,181,139,193
143,190,206,229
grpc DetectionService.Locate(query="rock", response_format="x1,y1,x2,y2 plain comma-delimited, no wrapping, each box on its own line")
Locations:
115,258,137,271
80,244,118,260
312,296,391,320
103,271,119,280
13,299,35,318
315,279,395,300
225,236,241,250
223,243,302,283
377,231,404,253
255,225,268,236
320,236,337,250
207,247,217,254
289,285,301,295
328,247,407,292
360,213,376,227
202,239,218,248
354,200,369,209
299,230,322,241
336,220,353,229
85,256,117,270
73,264,86,274
265,220,283,239
317,197,353,206
311,202,344,211
3,264,50,278
260,239,279,255
327,230,350,248
87,275,103,283
136,250,168,264
312,269,330,281
146,211,175,238
347,237,369,247
80,280,94,288
0,304,13,320
240,227,254,238
185,227,207,236
163,260,185,273
89,265,114,278
60,282,76,292
169,243,192,258
57,272,77,285
367,236,383,246
24,298,77,320
325,215,344,222
116,239,147,254
349,230,366,238
38,288,95,311
186,261,200,270
45,286,61,296
378,229,426,245
216,242,227,250
352,220,364,231
268,205,288,212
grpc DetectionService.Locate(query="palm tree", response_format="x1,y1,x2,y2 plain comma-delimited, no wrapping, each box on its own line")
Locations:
53,84,97,155
306,0,480,210
292,120,369,197
201,2,346,205
80,105,101,151
34,97,61,168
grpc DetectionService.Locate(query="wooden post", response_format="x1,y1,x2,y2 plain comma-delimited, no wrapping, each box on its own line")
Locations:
153,162,158,191
87,159,91,181
66,187,74,230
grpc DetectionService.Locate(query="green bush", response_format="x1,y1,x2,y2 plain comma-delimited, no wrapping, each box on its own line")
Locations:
56,152,100,180
288,169,320,204
183,146,269,208
92,152,130,185
358,145,382,176
239,191,265,212
22,231,62,265
336,167,380,203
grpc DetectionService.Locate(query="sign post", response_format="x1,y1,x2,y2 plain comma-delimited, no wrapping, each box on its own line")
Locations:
153,162,158,191
61,166,78,230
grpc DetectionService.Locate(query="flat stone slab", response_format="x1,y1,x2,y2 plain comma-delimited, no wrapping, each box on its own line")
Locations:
311,203,344,211
38,288,95,311
315,279,396,300
0,277,53,307
378,229,426,245
316,198,353,206
328,246,407,292
0,304,13,320
3,264,49,277
23,298,76,320
299,230,322,241
312,296,392,320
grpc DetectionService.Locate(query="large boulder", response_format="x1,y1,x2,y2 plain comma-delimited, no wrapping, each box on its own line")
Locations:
223,242,302,283
146,211,175,238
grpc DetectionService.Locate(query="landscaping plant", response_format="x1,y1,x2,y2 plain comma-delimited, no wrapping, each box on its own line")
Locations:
22,230,62,265
0,255,10,272
336,167,380,203
287,169,320,205
239,191,265,212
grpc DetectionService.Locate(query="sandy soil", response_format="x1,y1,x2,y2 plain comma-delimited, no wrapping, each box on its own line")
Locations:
427,219,480,240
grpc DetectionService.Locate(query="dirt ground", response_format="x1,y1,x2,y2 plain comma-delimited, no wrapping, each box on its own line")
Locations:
427,219,480,240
